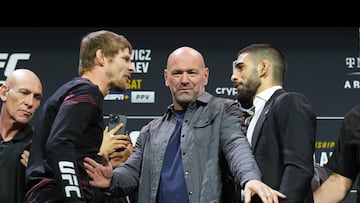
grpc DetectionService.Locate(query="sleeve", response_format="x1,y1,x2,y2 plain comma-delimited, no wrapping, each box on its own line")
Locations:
275,93,316,200
327,104,360,180
45,89,100,201
107,122,151,196
221,101,262,187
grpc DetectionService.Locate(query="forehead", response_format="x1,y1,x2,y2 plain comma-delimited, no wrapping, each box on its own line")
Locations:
116,48,131,57
236,52,250,62
233,53,251,71
169,60,204,71
13,77,42,92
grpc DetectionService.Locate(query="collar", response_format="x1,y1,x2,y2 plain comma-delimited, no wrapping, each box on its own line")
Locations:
163,91,212,120
254,86,282,109
0,124,33,143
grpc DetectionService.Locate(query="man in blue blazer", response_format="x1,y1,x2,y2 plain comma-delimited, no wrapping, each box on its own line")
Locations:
231,44,316,203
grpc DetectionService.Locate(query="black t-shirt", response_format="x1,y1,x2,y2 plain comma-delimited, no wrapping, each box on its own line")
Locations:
0,124,33,203
327,103,360,202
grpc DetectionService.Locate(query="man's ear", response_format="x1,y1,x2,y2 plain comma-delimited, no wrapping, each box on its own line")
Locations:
258,59,270,77
95,49,105,66
164,69,169,87
0,84,9,101
203,67,209,86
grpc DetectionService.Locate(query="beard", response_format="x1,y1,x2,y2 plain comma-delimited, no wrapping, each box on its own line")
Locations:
237,89,255,109
109,83,126,92
236,75,260,109
236,69,261,109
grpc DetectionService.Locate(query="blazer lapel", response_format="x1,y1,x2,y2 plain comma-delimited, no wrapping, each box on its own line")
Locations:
251,89,285,151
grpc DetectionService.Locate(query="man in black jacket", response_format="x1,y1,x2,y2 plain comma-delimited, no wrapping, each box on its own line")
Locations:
231,44,316,203
0,69,43,203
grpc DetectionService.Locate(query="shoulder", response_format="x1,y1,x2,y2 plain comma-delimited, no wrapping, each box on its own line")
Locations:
343,104,360,128
43,79,103,113
140,115,165,132
272,91,315,116
208,94,238,107
73,78,101,94
53,77,101,96
276,91,309,102
197,92,238,111
273,91,313,108
66,78,103,101
207,97,240,117
345,104,360,119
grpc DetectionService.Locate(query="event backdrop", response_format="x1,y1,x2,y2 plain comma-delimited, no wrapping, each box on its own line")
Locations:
0,27,358,202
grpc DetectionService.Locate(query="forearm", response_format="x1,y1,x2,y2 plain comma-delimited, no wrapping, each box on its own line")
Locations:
313,173,352,203
106,169,138,197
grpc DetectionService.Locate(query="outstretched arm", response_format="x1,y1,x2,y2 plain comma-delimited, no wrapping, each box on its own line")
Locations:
313,172,352,203
84,154,113,188
244,180,286,203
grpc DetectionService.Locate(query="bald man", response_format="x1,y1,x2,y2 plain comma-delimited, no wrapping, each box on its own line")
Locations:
0,69,43,203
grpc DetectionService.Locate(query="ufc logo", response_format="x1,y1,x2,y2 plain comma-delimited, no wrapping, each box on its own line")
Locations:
59,161,82,198
0,53,31,77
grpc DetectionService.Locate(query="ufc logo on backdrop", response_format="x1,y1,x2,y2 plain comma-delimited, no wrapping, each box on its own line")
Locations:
0,53,31,77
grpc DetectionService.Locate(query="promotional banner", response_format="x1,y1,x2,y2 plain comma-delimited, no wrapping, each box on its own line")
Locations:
0,27,358,202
